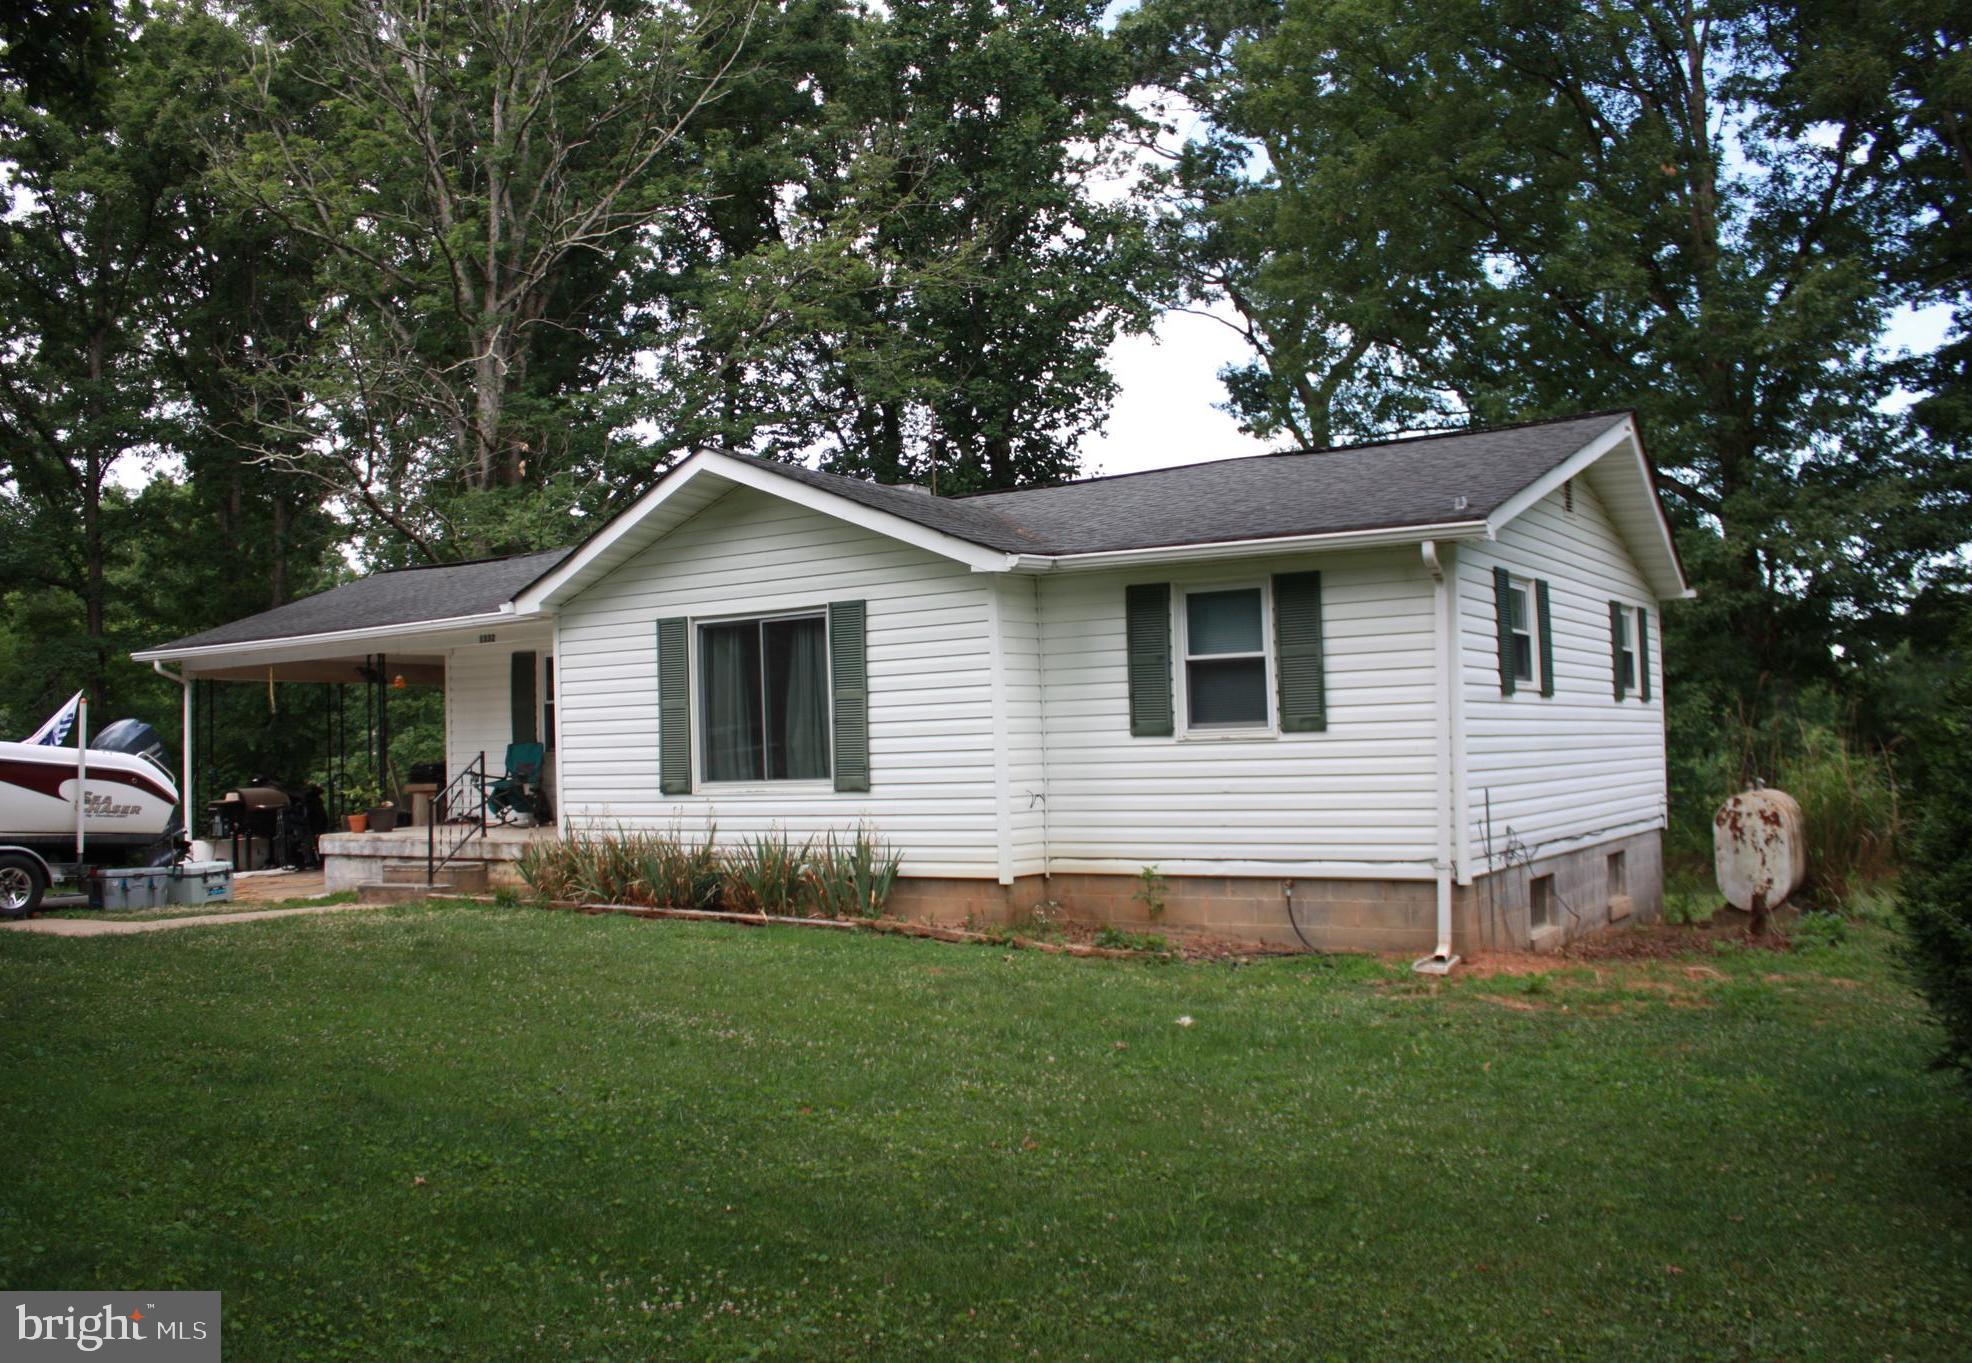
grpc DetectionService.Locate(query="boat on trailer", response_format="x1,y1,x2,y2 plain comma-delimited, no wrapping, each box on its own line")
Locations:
0,719,182,917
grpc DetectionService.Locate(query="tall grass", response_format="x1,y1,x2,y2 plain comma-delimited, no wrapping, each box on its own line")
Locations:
1669,713,1899,910
516,825,903,919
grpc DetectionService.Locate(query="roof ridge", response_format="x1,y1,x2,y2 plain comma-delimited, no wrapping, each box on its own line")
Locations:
951,408,1635,502
720,451,1050,547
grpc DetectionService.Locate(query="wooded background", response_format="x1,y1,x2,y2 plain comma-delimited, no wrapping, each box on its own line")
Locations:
2,0,1965,879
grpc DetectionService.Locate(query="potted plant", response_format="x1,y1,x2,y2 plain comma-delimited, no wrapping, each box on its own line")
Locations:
341,775,380,833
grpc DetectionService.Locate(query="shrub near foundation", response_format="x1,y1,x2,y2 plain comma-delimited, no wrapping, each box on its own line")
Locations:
807,829,903,920
723,833,809,915
517,827,902,919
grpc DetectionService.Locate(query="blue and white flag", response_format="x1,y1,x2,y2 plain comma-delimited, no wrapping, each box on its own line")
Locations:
24,691,83,746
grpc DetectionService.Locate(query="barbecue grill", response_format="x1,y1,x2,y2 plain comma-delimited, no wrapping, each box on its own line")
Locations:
207,780,326,870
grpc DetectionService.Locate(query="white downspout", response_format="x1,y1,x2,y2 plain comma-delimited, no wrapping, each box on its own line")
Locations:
153,660,192,837
1415,541,1461,975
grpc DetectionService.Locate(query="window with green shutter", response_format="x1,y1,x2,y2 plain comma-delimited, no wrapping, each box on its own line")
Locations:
699,613,831,783
1637,607,1652,702
1535,580,1555,698
1182,586,1269,729
1610,601,1635,700
1494,567,1517,696
1496,570,1547,696
656,618,691,794
828,600,869,792
1125,583,1174,736
1272,571,1326,731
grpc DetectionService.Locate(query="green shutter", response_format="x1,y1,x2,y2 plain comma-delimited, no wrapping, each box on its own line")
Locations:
1273,571,1327,732
1125,583,1173,736
1609,601,1628,701
510,651,538,744
656,618,691,795
1493,566,1516,696
829,600,870,792
1535,580,1555,698
1638,608,1652,702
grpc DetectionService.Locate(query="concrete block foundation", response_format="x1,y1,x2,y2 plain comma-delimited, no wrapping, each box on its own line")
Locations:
880,829,1663,955
323,824,1664,956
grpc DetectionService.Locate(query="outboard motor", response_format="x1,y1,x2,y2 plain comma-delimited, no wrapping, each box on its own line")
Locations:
91,718,168,762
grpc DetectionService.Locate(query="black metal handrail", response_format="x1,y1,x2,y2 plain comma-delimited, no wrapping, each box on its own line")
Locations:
428,751,487,884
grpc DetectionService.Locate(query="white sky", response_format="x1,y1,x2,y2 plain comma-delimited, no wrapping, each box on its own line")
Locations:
1076,303,1279,477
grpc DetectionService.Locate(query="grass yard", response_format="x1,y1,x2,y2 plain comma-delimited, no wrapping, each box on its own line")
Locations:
1,906,1968,1360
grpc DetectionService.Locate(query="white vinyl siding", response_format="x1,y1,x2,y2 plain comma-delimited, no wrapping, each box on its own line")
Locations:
999,576,1047,879
1459,479,1667,866
553,488,999,877
445,628,552,790
1035,550,1442,874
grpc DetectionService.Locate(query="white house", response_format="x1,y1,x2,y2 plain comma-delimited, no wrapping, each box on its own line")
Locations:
134,410,1688,957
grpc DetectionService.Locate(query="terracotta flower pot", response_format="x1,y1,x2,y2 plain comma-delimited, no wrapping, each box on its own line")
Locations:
345,813,370,834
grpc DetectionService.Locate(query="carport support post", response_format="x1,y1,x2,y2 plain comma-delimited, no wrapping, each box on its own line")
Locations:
376,653,390,799
74,697,88,864
149,661,194,841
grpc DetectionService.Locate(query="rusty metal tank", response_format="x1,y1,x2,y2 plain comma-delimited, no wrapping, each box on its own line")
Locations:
1713,787,1808,914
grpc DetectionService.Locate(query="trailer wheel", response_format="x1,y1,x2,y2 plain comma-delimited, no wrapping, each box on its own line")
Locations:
0,853,46,919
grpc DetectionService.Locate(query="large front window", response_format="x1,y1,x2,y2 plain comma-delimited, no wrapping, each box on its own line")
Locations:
1184,586,1269,728
700,614,831,782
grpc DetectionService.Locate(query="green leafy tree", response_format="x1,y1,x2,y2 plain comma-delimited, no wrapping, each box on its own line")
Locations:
0,15,196,712
1901,640,1972,1086
634,0,1159,493
804,0,1159,491
221,0,765,556
1126,0,1969,715
1768,2,1970,454
0,0,116,112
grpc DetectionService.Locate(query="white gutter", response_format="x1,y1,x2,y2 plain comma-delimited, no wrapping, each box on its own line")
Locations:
152,660,193,833
998,520,1492,574
1415,540,1460,976
131,609,546,665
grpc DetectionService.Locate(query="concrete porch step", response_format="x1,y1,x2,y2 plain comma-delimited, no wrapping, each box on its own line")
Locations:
380,860,489,892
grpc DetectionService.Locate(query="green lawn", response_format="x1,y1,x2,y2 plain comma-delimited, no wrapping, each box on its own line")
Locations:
0,906,1967,1360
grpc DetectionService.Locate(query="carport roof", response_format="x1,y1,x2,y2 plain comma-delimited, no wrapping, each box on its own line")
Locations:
139,548,569,654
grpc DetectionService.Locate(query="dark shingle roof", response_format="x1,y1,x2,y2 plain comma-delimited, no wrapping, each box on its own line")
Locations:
149,548,571,652
955,411,1626,554
727,410,1627,557
720,457,1051,552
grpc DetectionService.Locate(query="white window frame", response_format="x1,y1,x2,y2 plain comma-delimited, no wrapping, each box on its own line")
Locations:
1506,575,1542,694
691,608,835,791
1174,580,1276,737
1615,604,1638,697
